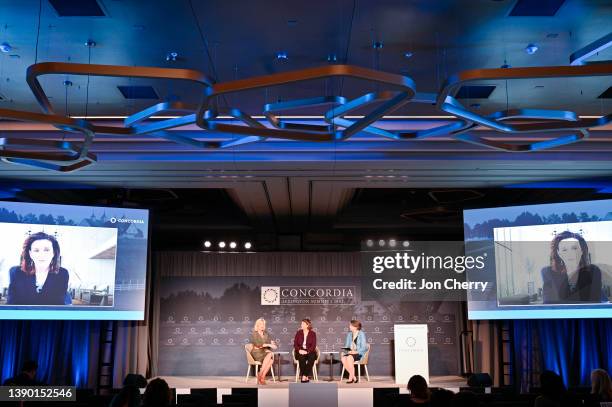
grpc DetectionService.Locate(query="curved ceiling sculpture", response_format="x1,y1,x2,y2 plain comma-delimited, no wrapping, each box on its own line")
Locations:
0,59,610,172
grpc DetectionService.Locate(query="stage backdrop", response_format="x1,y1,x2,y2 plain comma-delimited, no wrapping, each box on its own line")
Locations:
157,276,461,376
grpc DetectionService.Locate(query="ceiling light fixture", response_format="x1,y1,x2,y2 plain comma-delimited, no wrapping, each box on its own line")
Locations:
229,241,237,249
525,43,539,55
166,52,178,62
404,51,413,58
276,51,288,60
203,240,211,248
244,242,252,250
0,43,12,53
218,241,226,249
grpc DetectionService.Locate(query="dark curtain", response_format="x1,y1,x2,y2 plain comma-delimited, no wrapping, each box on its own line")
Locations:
513,319,612,391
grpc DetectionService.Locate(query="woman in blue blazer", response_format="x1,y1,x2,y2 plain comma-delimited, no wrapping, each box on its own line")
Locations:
340,320,368,383
7,232,69,305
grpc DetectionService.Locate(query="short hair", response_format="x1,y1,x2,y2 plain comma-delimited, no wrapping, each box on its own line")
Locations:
350,320,362,330
22,360,38,372
301,318,312,330
253,318,266,332
408,374,430,400
143,378,171,407
123,373,147,388
20,232,61,275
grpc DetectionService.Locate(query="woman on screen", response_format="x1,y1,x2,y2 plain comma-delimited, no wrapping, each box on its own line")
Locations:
7,232,70,305
541,231,602,304
293,318,317,383
248,318,276,385
340,319,368,383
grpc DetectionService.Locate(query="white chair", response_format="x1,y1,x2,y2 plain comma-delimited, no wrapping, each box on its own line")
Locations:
291,346,320,382
244,344,276,383
340,344,371,382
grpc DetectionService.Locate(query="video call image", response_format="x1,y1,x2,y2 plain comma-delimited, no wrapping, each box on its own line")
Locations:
463,198,612,319
0,223,118,307
494,221,612,307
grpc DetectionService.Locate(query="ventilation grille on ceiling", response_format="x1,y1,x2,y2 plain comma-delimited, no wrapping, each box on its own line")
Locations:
455,85,496,99
598,86,612,99
509,0,565,16
117,86,159,100
48,0,106,16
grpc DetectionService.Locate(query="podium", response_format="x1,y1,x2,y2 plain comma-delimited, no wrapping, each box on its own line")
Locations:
394,324,429,385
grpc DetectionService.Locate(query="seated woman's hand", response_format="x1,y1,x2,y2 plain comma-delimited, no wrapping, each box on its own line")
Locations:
299,349,308,355
349,351,358,355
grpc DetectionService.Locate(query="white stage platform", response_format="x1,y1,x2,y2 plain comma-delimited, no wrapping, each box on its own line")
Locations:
159,375,467,407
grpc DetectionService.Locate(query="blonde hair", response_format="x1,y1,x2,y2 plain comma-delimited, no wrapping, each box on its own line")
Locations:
253,318,266,332
592,369,612,400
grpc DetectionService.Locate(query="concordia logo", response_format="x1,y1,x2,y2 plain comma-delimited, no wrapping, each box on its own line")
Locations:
110,217,145,224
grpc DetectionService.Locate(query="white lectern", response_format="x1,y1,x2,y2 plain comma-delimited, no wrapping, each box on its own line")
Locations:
394,324,429,385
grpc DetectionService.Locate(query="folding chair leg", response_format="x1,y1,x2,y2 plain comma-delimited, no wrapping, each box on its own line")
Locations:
255,364,259,379
245,365,251,383
357,364,361,382
271,365,276,383
295,364,300,383
340,365,345,380
313,365,318,382
364,365,370,382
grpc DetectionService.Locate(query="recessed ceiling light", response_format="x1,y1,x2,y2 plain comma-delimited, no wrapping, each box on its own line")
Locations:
404,51,413,58
203,240,211,248
525,43,539,55
0,43,12,53
166,52,178,62
244,242,252,250
276,51,288,60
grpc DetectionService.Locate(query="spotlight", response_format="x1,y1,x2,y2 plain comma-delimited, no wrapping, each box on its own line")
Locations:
378,239,386,247
276,51,288,60
229,241,237,249
218,241,226,249
524,43,539,55
389,239,397,247
403,51,413,58
366,239,374,247
244,242,252,250
203,240,211,248
166,51,178,62
402,240,410,248
327,53,337,62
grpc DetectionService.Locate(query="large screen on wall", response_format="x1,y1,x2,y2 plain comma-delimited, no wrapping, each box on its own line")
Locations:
463,199,612,320
0,201,149,320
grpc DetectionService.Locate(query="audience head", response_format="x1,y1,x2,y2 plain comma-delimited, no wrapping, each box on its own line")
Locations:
407,374,430,401
253,318,266,332
540,370,566,400
591,369,612,401
453,390,480,407
21,360,38,379
429,388,454,407
123,373,147,388
112,387,133,407
349,319,362,332
143,378,171,407
300,318,312,331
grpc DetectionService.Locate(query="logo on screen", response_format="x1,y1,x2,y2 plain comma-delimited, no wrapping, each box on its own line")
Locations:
261,287,280,305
